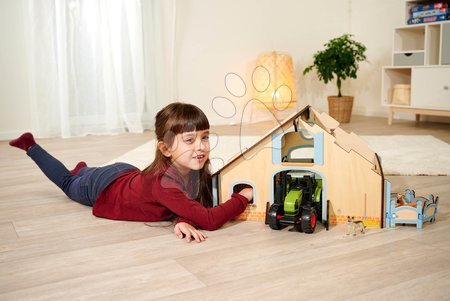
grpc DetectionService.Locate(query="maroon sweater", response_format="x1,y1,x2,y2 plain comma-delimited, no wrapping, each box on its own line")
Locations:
92,169,248,231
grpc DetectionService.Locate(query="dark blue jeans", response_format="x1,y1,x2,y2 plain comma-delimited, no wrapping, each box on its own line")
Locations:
27,144,138,206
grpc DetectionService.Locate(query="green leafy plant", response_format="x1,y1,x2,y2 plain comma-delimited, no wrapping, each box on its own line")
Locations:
303,34,367,97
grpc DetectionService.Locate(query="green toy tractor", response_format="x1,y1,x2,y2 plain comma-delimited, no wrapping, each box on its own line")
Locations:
268,171,322,234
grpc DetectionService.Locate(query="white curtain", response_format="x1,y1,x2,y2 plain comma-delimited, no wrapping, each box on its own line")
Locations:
142,0,178,128
23,0,177,138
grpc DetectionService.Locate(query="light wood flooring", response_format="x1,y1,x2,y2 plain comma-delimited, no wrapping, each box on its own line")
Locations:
1,116,449,300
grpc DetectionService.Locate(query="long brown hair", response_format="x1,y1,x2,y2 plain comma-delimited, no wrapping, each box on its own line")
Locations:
142,102,213,207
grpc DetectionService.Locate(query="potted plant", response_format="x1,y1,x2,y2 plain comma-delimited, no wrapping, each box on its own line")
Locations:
303,34,367,123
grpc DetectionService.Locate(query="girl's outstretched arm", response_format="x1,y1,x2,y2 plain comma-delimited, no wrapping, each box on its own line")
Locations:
160,188,251,231
237,187,253,202
174,222,207,243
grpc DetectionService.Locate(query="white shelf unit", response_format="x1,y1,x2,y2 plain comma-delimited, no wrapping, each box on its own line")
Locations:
381,1,450,125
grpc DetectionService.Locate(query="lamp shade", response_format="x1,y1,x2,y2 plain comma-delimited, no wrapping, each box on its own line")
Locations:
252,51,297,110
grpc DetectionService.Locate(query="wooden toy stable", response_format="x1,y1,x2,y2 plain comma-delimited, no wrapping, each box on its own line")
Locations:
212,106,389,228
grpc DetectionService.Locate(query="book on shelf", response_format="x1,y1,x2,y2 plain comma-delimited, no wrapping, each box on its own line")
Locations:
412,7,448,18
411,2,448,13
408,13,449,24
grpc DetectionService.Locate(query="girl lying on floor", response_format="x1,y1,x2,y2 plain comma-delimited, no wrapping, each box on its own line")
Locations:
9,102,253,243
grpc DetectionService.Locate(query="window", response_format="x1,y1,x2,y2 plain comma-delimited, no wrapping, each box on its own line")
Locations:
232,182,255,205
273,129,323,165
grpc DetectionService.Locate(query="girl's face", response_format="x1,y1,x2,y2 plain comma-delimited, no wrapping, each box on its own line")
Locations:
161,129,210,176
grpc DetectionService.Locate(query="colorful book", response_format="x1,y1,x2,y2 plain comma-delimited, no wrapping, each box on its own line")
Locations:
412,7,448,18
411,2,448,13
408,13,449,24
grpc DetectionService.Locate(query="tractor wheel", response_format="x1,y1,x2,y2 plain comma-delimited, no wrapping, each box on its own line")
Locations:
301,209,317,234
268,203,283,230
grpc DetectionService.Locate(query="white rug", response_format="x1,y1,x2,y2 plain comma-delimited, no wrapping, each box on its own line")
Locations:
361,135,450,176
108,135,450,176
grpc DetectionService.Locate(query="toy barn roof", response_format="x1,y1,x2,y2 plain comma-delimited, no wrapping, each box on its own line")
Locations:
212,105,383,177
212,105,311,176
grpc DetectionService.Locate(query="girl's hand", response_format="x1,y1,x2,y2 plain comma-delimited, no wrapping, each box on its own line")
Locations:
174,222,207,243
238,187,253,202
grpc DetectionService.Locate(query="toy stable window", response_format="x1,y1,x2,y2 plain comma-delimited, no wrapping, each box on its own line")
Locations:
272,130,323,165
285,130,314,163
232,182,255,205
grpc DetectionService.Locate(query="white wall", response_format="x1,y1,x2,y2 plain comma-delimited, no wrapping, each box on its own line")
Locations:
350,0,404,116
0,0,411,139
175,0,406,125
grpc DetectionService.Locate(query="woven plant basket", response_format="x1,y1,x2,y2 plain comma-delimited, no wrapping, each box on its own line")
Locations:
327,96,354,123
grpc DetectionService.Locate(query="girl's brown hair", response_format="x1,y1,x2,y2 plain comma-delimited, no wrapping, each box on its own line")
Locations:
142,102,213,207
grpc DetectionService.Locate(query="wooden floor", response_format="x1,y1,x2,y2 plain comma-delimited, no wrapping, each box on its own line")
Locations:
1,115,449,300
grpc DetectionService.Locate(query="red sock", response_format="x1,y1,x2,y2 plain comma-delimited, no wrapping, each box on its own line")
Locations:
70,161,87,175
9,132,36,152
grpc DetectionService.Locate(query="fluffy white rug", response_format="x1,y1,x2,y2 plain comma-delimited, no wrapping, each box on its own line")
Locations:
108,135,450,176
361,135,450,176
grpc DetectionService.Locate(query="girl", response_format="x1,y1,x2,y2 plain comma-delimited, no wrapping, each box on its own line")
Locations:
9,102,253,243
